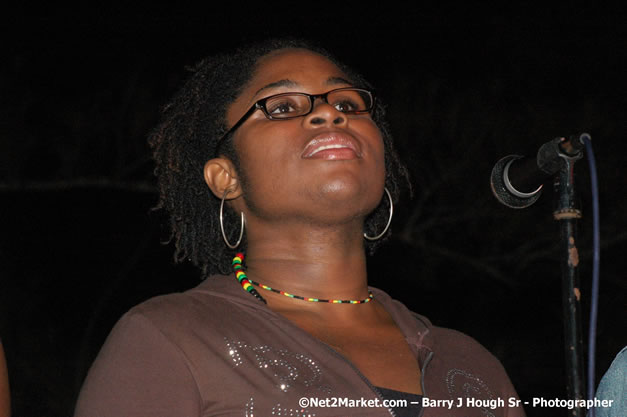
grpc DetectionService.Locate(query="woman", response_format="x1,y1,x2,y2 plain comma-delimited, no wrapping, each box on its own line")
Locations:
75,39,525,417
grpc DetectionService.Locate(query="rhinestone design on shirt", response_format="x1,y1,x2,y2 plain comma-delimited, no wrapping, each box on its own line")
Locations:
226,339,329,393
446,368,497,417
245,397,254,417
271,403,316,416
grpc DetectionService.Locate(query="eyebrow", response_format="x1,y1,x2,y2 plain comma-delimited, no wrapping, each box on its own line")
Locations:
253,76,354,97
254,79,299,96
326,76,354,86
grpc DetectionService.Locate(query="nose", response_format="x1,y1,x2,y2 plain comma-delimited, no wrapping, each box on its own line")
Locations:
303,100,347,128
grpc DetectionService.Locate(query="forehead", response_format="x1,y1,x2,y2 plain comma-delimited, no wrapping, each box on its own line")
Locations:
226,49,353,125
246,49,350,97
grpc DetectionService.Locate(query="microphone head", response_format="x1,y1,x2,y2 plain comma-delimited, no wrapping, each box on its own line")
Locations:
490,155,542,209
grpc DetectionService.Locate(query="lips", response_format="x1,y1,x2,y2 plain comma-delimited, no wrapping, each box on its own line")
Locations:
301,133,362,160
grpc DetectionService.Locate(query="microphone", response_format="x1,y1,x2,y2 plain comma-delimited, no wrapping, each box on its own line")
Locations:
490,133,589,208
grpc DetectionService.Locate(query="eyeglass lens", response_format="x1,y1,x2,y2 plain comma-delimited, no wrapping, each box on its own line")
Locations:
264,89,372,119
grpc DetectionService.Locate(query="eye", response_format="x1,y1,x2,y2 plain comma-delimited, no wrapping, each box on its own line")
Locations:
333,99,360,113
268,101,295,114
328,90,369,113
265,95,307,117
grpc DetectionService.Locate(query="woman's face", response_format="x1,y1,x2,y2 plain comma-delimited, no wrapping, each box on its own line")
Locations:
226,49,386,226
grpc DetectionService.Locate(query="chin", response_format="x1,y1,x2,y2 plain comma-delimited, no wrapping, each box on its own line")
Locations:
318,179,383,213
319,175,361,196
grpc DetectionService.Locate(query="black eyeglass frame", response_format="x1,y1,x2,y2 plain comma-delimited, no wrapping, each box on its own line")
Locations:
215,87,375,156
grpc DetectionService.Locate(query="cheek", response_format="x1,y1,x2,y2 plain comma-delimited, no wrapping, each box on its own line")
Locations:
232,128,298,200
366,127,387,196
361,121,386,174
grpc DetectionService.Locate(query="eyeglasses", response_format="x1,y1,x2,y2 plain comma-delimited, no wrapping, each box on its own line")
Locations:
215,87,375,155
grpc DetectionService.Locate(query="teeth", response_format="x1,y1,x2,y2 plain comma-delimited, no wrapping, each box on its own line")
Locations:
302,134,360,158
311,144,347,154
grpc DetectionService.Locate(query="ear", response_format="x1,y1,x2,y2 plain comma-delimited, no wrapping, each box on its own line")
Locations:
203,158,243,200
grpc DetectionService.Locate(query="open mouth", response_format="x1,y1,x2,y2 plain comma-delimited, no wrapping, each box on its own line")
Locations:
301,133,362,160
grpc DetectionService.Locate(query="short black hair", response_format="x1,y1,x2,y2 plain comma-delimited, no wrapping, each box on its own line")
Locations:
148,38,411,277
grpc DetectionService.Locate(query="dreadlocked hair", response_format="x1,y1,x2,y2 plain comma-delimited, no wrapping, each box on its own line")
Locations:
148,38,411,278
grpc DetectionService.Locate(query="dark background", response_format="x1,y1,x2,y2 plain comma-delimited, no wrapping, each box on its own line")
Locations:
1,5,626,417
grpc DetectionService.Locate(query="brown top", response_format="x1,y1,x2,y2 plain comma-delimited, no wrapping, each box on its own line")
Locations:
74,275,526,417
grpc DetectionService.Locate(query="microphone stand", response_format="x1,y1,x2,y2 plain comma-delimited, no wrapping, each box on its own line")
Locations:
553,138,585,417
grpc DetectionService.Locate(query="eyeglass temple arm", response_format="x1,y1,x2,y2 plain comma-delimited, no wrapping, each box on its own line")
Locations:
214,103,263,155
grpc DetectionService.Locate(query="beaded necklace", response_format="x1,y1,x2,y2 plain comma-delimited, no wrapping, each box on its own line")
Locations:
232,253,374,305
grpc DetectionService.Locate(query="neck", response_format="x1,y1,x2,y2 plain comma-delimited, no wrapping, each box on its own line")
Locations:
241,220,371,316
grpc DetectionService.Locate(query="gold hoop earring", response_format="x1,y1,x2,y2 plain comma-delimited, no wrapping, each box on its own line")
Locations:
364,187,393,241
220,188,245,249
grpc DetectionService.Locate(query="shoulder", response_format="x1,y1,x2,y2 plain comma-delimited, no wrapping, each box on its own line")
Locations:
74,292,210,417
75,276,266,416
124,275,264,338
427,325,511,384
85,275,270,384
371,287,510,378
429,325,503,365
423,324,524,415
371,287,524,415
